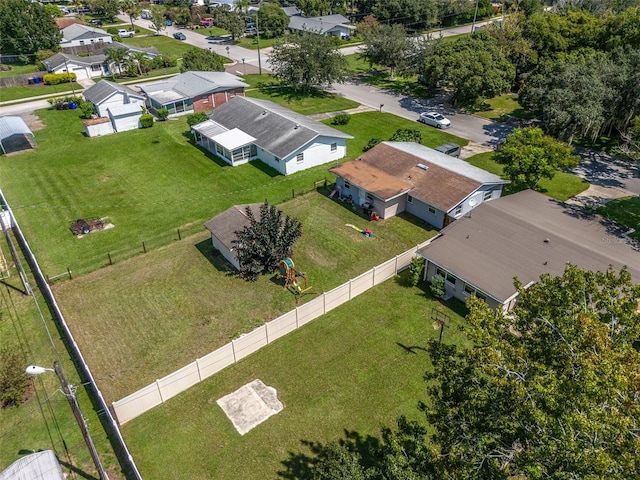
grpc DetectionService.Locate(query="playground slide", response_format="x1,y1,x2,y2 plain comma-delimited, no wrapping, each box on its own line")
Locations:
329,188,339,198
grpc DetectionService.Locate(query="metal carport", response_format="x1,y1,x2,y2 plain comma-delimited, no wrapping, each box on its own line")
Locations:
0,116,37,155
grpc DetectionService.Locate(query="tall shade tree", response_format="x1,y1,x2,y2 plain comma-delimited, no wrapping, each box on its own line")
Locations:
0,0,61,56
180,47,224,72
423,264,640,479
371,0,437,31
233,202,303,282
104,46,129,77
269,31,348,91
494,126,580,190
255,2,289,39
422,31,514,106
89,0,119,20
121,0,140,31
149,5,167,35
359,23,413,79
294,0,331,16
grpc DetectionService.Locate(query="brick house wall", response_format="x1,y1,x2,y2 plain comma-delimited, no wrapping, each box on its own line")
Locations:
192,88,246,113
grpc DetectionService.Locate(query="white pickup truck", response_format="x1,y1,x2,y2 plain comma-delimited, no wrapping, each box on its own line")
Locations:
118,29,135,38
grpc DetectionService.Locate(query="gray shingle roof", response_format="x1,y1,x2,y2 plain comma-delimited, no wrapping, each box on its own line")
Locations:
204,203,263,250
83,80,142,105
44,52,106,70
207,96,352,159
61,24,111,42
288,14,353,34
417,189,640,302
138,71,248,101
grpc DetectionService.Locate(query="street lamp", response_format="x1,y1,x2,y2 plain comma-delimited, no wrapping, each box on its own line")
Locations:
26,362,109,480
226,46,230,58
242,57,246,75
379,103,384,112
256,3,262,74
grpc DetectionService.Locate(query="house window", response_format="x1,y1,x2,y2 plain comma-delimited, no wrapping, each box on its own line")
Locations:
484,190,492,201
91,64,101,71
216,144,224,156
331,143,337,152
344,182,350,189
436,267,445,278
476,291,487,301
428,206,436,214
445,273,458,286
454,205,463,216
79,40,85,45
98,38,104,43
274,156,281,162
296,153,304,163
407,195,413,204
366,194,373,202
202,96,209,103
464,284,475,296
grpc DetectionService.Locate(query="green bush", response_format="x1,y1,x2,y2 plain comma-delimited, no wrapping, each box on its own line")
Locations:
79,101,96,119
408,257,425,286
332,113,351,125
43,72,76,85
186,112,209,127
140,113,154,128
430,275,445,299
157,108,169,121
363,137,382,152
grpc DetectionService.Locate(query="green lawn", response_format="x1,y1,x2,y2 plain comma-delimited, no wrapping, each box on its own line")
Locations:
473,93,536,121
467,151,590,201
344,53,372,75
246,86,359,115
121,34,195,57
324,111,468,160
0,62,40,78
0,82,80,102
240,73,282,89
358,69,434,98
189,26,229,37
53,190,437,402
597,196,640,241
122,270,468,479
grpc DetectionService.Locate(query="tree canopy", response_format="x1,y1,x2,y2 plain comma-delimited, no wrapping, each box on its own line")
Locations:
180,47,224,72
359,23,413,78
255,3,289,39
269,32,347,91
233,202,303,282
494,126,579,190
0,0,61,56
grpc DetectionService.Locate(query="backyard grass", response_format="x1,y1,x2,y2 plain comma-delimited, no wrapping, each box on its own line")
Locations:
597,196,640,241
246,86,359,115
122,270,469,479
344,53,372,75
0,63,40,78
467,151,590,201
52,189,437,402
0,109,348,278
121,33,195,57
323,111,468,160
0,82,80,102
190,26,231,38
473,93,535,121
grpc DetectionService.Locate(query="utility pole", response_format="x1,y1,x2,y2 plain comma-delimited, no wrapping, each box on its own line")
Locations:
256,2,262,74
53,361,109,480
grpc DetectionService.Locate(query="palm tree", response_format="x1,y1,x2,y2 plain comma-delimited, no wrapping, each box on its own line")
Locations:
121,0,140,31
104,47,129,78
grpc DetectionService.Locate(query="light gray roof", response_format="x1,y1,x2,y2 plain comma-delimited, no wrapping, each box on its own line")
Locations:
385,142,508,185
0,450,64,480
44,52,107,70
282,6,301,16
83,80,143,105
204,203,263,250
0,116,32,141
107,103,143,117
138,71,248,102
206,96,352,159
288,14,354,34
417,189,640,302
61,24,111,42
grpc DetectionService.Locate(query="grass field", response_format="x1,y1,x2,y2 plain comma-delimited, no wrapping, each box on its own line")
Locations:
52,190,437,402
0,63,40,78
0,82,80,102
246,86,359,115
467,152,590,201
597,196,640,241
121,270,468,479
121,33,195,58
473,93,536,121
323,111,468,160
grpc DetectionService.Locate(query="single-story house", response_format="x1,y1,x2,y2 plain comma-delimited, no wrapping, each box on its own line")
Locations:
288,14,355,38
60,24,113,48
83,116,114,137
54,17,87,29
137,71,248,117
83,80,146,117
417,189,640,312
329,142,508,228
43,52,109,80
204,203,262,271
0,116,37,155
191,96,353,175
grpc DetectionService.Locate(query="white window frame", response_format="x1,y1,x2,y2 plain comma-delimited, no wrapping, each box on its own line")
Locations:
330,143,337,152
296,153,304,163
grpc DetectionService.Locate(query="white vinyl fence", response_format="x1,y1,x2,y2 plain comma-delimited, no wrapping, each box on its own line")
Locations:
112,241,433,425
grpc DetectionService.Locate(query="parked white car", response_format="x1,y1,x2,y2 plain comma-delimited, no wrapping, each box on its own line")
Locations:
418,112,451,129
118,29,135,38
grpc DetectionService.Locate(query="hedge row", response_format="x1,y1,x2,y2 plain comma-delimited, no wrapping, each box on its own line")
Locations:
43,72,77,85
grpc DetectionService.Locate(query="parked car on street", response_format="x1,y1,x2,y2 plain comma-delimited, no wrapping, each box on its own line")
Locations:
434,143,461,157
118,29,135,38
90,19,102,26
418,112,451,129
173,32,186,40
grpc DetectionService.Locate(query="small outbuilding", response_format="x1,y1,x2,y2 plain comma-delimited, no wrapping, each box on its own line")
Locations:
0,116,37,155
0,450,65,480
83,116,114,137
204,203,262,270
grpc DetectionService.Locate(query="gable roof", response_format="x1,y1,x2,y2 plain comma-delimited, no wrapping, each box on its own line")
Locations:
54,17,87,29
288,14,354,34
331,142,504,212
204,203,263,250
44,52,107,71
138,71,248,102
417,189,640,302
205,96,352,160
83,80,143,105
61,24,111,42
0,450,64,480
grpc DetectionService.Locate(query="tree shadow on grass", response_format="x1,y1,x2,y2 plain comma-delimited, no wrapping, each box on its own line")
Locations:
278,430,382,479
194,238,238,275
249,158,281,177
257,85,333,103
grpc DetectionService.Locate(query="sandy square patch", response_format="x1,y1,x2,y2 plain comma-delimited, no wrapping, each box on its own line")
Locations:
217,379,283,435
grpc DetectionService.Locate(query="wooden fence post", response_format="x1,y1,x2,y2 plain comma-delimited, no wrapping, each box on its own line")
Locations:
67,267,72,280
107,253,112,266
142,241,147,253
177,229,181,241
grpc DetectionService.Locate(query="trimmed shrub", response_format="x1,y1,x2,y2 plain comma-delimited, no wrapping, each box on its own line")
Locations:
363,137,382,152
186,112,208,127
157,107,169,121
140,113,154,128
79,101,96,119
430,275,445,299
332,113,351,125
408,257,425,286
43,72,76,85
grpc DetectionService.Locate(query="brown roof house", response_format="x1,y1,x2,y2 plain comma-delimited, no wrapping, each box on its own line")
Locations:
204,203,262,271
417,189,640,312
329,142,508,228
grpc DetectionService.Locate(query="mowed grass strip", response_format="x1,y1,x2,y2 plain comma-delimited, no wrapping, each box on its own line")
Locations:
122,271,468,480
597,196,640,241
246,86,360,115
0,109,339,277
53,190,436,401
